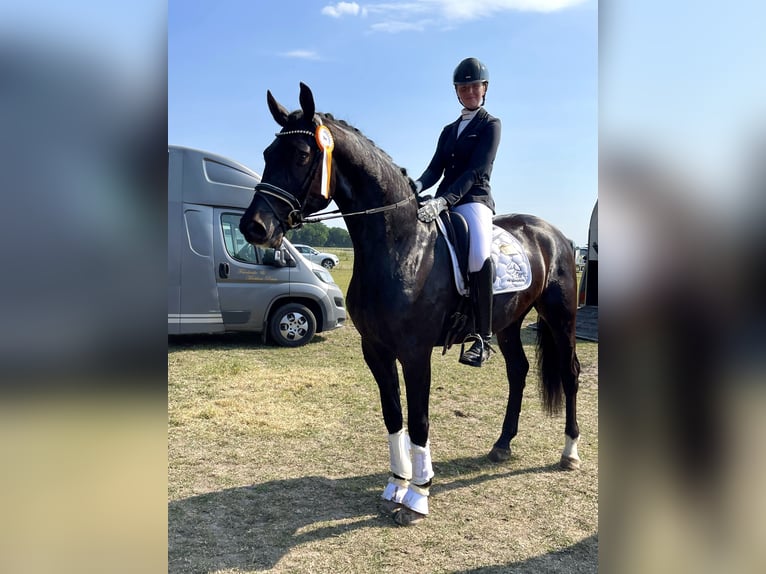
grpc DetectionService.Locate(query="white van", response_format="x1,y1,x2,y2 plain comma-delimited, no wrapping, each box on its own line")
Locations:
168,145,347,346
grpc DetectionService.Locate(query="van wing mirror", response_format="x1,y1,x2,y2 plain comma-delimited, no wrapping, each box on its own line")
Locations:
262,247,296,268
280,247,297,267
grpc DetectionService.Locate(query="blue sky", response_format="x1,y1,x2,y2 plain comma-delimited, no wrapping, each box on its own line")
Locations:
600,1,766,197
169,0,598,245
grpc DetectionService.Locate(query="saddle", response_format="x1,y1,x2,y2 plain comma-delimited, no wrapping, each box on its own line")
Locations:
437,211,471,290
435,212,472,354
434,212,533,354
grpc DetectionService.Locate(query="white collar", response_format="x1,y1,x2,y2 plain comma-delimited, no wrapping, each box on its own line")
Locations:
460,107,481,121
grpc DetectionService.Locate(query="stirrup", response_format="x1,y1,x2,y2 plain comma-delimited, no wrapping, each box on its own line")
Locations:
458,334,493,367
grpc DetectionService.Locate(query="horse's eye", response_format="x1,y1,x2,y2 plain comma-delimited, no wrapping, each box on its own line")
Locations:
296,151,310,164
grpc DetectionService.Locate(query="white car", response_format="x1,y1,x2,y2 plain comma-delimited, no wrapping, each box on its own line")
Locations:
292,244,340,269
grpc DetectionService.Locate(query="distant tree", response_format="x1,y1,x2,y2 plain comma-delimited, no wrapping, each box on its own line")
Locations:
287,223,352,247
287,223,329,246
327,227,352,247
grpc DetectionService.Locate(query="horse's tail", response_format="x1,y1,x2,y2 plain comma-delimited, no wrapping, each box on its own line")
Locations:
535,317,574,416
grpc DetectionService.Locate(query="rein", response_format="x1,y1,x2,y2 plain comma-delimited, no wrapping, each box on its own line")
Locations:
303,195,416,224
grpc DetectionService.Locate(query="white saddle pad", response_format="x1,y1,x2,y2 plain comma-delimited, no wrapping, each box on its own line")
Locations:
436,219,532,296
490,226,532,294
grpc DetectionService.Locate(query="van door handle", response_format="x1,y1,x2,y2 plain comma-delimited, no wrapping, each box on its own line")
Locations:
219,262,229,278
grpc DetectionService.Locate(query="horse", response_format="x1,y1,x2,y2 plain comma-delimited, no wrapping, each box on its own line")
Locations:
240,83,581,526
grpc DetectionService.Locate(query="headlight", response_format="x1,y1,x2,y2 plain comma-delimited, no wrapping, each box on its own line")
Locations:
313,268,335,285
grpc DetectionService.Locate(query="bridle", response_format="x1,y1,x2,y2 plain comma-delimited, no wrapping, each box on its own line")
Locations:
252,118,416,231
253,123,324,231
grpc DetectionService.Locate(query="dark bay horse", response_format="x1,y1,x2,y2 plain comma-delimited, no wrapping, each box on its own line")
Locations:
240,83,581,525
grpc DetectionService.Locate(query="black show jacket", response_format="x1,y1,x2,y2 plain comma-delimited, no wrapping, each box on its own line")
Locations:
417,107,501,213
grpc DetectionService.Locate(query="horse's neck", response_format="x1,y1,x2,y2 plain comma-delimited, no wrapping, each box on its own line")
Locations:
331,124,417,241
329,124,431,277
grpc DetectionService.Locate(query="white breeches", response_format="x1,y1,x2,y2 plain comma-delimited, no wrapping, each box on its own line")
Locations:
452,202,494,272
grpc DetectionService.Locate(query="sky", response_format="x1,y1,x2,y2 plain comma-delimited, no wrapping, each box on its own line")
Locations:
169,0,598,246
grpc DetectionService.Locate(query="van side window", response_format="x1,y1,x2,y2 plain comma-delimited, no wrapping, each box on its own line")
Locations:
221,213,261,264
220,213,285,266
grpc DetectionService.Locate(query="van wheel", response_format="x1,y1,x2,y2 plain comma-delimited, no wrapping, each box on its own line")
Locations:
269,303,316,347
321,259,335,269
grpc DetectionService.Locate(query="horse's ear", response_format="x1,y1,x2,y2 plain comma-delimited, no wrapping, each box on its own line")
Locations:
298,82,315,122
267,90,289,127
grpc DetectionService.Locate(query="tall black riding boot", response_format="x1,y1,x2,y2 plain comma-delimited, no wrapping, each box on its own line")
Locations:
459,258,494,367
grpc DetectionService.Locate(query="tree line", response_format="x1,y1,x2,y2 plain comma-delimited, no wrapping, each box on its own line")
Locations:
286,223,352,247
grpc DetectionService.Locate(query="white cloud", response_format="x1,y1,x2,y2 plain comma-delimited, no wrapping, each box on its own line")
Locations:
320,0,589,31
279,50,321,60
321,2,363,18
370,20,428,33
430,0,588,20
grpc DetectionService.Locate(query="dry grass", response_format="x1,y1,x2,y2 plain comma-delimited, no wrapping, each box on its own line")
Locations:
169,267,598,573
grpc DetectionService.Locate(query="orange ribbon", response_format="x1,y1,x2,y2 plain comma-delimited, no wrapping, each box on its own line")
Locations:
315,125,334,199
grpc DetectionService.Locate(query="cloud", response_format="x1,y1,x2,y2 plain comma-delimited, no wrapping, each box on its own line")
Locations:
321,2,364,18
370,20,429,33
279,50,321,61
432,0,588,20
320,0,588,31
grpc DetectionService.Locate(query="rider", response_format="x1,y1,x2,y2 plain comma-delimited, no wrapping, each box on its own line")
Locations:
414,57,501,367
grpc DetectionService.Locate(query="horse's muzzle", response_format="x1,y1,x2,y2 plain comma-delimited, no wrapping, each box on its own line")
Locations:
239,213,283,248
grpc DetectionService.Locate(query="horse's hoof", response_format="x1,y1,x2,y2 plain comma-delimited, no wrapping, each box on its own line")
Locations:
560,455,581,470
392,506,427,526
379,498,402,515
488,446,511,463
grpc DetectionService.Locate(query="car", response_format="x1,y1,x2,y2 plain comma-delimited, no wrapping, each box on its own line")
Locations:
292,244,340,269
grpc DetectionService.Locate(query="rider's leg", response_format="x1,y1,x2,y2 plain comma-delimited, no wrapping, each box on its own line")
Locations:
453,203,494,367
460,258,494,366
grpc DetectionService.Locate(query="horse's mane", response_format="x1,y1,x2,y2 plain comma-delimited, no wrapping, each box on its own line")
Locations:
318,112,415,189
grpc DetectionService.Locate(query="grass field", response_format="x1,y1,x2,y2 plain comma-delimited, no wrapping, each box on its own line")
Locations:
168,252,598,573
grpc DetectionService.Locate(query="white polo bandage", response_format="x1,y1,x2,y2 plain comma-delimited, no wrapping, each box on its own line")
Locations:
411,442,434,486
563,434,581,462
388,429,412,480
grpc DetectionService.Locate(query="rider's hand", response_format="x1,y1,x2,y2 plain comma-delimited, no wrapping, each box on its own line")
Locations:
417,197,447,223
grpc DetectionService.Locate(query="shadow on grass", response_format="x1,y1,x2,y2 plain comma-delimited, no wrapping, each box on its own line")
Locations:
168,455,572,573
453,533,598,574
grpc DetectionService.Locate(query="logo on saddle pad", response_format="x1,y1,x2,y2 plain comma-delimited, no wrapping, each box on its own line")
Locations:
436,219,532,295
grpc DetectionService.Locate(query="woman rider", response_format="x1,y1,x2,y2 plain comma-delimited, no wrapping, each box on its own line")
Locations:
414,57,501,367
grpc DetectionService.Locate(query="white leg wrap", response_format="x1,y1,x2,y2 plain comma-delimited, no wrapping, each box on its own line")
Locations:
381,476,409,503
410,442,434,486
562,434,581,462
402,483,430,515
388,429,412,480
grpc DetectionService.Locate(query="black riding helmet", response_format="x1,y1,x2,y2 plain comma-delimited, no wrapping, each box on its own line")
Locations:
453,57,489,107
